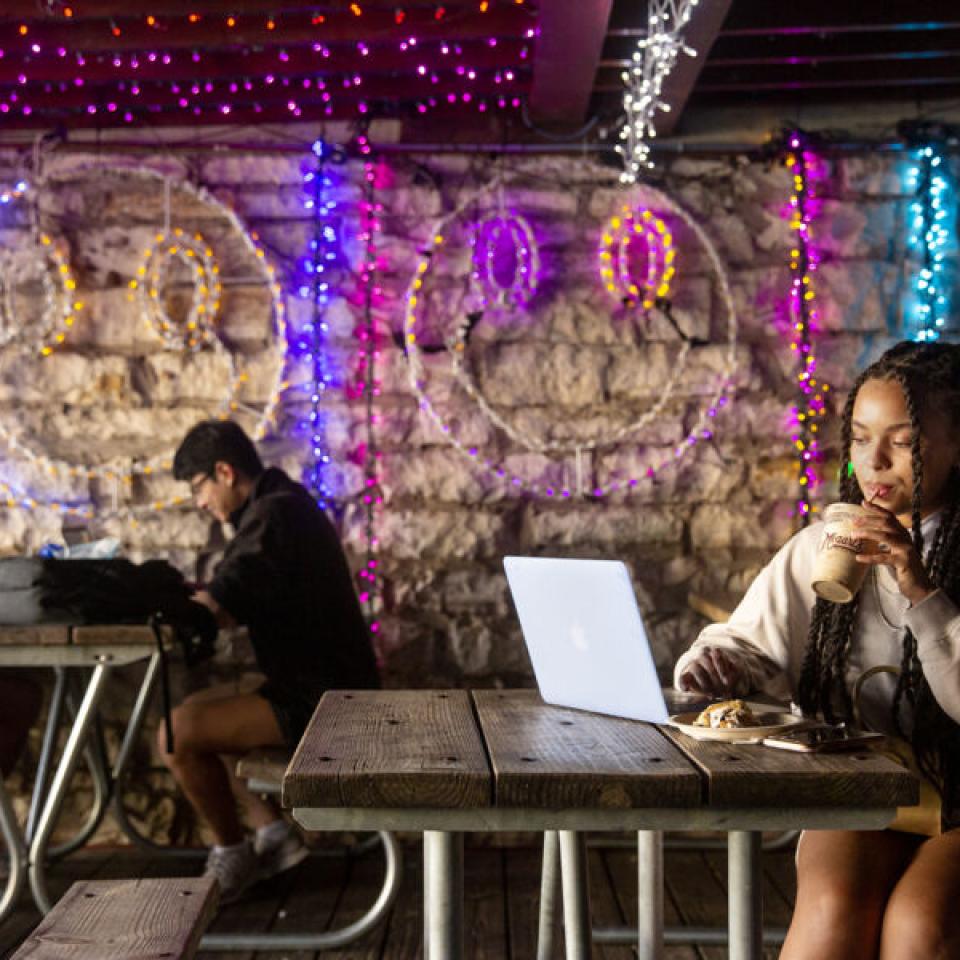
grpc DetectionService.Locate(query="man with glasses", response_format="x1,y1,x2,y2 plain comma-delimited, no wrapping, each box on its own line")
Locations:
161,419,380,902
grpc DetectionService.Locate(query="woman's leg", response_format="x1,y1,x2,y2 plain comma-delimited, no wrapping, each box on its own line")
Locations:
879,828,960,960
779,830,921,960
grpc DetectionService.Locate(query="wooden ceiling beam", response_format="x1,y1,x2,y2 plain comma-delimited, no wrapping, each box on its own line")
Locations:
0,38,527,87
652,0,732,137
691,74,960,94
0,7,535,53
527,0,612,128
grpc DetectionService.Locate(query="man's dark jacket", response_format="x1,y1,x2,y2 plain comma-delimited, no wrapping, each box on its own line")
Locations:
207,467,380,717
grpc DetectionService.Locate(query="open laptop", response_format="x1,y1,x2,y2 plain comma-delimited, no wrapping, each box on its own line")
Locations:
503,556,675,723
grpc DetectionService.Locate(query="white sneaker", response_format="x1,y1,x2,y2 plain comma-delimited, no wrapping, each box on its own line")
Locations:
254,822,309,879
204,840,259,905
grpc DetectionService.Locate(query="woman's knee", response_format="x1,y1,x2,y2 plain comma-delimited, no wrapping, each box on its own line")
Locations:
797,880,886,934
881,888,960,960
789,852,892,958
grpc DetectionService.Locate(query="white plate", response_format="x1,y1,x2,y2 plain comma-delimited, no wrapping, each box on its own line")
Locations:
669,710,806,742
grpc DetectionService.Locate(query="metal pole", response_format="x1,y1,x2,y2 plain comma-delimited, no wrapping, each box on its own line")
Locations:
28,662,111,913
25,666,67,843
558,830,591,960
0,776,25,923
537,830,560,960
593,923,788,945
110,651,161,781
587,829,799,851
423,830,463,960
636,830,664,960
729,830,763,960
45,739,108,860
43,673,111,860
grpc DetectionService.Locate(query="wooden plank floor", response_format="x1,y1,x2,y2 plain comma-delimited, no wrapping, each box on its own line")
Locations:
0,837,796,959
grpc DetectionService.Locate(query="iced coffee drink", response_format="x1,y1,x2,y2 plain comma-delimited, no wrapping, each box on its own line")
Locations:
811,503,876,603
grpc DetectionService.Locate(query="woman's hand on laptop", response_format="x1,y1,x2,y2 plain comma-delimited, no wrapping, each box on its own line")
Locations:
678,647,742,696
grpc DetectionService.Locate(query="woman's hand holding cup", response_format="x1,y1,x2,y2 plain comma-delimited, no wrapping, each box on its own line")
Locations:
853,500,935,606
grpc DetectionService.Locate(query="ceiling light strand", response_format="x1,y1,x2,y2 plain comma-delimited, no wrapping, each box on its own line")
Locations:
616,0,700,183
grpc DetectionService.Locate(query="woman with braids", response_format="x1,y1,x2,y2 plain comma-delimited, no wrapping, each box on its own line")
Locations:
674,339,960,960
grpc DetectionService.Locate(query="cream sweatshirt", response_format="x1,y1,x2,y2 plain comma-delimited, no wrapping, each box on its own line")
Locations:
673,514,960,735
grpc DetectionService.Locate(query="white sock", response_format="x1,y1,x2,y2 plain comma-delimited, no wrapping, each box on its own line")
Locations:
255,820,288,848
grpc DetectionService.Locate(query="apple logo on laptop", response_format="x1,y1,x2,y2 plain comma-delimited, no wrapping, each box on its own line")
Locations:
569,622,590,653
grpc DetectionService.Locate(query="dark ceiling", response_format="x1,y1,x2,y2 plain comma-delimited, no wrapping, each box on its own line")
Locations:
596,0,960,134
0,1,957,145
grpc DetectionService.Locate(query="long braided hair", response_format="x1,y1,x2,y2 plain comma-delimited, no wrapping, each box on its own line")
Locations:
797,341,960,820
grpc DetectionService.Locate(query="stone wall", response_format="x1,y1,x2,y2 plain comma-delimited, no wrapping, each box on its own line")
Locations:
1,144,956,842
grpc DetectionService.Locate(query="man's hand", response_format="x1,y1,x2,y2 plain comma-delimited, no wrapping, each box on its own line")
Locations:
192,589,237,629
677,647,743,696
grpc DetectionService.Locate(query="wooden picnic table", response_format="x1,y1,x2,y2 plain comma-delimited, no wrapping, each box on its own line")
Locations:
0,623,170,920
283,689,918,960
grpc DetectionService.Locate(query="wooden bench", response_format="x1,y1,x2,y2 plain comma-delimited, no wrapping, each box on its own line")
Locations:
12,877,218,959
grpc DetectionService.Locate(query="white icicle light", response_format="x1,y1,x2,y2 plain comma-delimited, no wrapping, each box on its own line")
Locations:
616,0,700,183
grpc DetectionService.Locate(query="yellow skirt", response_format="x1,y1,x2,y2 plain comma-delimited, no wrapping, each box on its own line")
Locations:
874,737,942,838
852,666,942,837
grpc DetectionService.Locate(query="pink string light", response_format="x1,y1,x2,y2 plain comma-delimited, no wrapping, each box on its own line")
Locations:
782,132,832,523
352,156,384,641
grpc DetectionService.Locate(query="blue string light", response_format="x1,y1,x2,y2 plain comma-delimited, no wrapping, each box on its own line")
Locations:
296,138,340,508
904,145,955,342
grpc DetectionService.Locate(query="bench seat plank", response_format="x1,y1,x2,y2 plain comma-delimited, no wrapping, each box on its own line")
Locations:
474,690,701,809
659,727,919,808
236,747,291,785
12,877,218,960
283,690,491,810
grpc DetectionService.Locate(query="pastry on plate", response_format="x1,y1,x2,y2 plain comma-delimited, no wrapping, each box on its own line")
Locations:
692,699,757,729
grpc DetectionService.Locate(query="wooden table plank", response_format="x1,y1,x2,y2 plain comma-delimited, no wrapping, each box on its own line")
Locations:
474,691,701,809
0,624,70,646
72,623,172,646
659,727,918,808
283,690,491,810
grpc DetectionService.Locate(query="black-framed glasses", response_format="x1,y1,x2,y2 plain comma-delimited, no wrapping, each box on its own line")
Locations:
188,473,213,498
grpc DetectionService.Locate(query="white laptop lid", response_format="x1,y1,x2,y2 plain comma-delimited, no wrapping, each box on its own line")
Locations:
503,556,669,723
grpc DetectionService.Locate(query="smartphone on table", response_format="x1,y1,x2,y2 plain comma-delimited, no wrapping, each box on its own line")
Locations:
762,725,885,753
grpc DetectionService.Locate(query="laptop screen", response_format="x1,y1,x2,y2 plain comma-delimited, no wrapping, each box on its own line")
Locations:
503,556,669,723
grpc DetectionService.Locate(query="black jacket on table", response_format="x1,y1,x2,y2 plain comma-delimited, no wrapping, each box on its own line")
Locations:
207,467,380,713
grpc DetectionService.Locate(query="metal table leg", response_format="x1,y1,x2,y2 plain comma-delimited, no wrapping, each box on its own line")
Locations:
728,830,763,960
28,669,111,862
0,775,25,924
423,830,463,960
46,727,110,860
25,667,68,844
637,830,664,960
108,652,202,856
28,662,112,913
537,830,560,960
558,830,591,959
